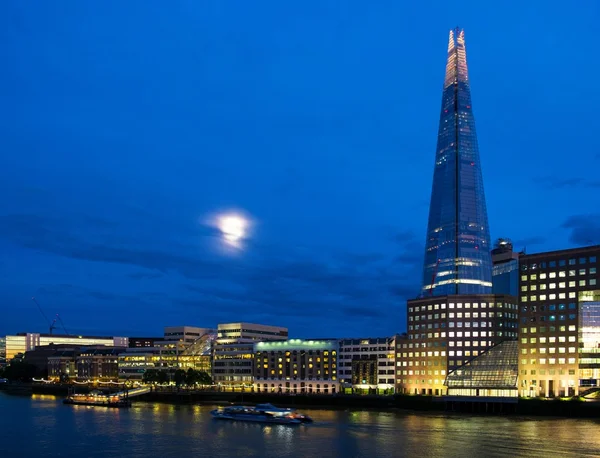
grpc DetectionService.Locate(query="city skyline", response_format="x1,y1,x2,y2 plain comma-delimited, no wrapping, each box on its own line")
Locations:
422,28,493,296
1,2,599,338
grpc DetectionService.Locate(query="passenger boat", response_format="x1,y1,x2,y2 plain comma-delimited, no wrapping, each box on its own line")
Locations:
210,405,302,425
63,390,131,408
254,403,313,423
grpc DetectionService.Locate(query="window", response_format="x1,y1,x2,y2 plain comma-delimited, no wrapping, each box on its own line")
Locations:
579,280,586,287
591,279,597,286
569,259,576,265
540,273,547,280
591,256,597,263
580,257,587,264
559,260,566,267
549,272,557,279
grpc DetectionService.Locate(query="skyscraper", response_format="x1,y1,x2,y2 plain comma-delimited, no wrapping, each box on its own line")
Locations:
397,29,518,397
422,28,492,296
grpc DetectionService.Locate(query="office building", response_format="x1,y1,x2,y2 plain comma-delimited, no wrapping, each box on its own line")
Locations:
338,337,396,393
253,339,339,394
118,326,215,381
4,333,128,363
128,337,161,348
213,322,288,389
47,348,80,380
400,294,518,395
421,28,493,297
518,245,599,397
492,239,522,296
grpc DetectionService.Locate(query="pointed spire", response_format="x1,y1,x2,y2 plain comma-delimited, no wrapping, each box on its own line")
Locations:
447,29,455,53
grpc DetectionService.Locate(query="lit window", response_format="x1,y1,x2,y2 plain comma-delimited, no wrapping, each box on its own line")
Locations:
549,283,556,289
540,273,547,280
549,272,556,279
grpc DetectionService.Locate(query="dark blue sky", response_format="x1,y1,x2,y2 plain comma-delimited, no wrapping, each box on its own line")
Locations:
1,1,599,338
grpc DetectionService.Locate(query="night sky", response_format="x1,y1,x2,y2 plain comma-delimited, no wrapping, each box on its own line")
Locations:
1,1,599,338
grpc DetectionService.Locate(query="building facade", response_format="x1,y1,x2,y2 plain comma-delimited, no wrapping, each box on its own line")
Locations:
492,239,522,296
4,333,128,363
422,28,492,296
76,347,125,382
128,337,161,348
400,294,518,395
338,337,396,393
253,339,339,394
213,323,288,389
0,337,5,367
518,245,599,397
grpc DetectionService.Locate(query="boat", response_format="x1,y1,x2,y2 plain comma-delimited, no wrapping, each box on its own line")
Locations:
254,403,313,423
63,390,131,408
210,405,302,425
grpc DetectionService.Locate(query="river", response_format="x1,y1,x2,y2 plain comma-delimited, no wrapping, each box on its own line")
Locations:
1,393,599,457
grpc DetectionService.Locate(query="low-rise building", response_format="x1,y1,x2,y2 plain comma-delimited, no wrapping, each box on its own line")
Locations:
213,322,288,389
4,333,128,363
76,347,125,382
338,337,396,394
0,337,6,367
253,339,339,394
118,326,215,381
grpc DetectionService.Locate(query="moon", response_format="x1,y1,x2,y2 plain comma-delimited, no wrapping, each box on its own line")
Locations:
218,214,248,246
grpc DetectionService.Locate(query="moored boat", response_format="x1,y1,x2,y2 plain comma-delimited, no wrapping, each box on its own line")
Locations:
63,390,131,408
210,405,301,425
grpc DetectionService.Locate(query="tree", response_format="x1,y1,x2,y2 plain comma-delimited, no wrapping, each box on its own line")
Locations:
174,369,186,387
2,361,39,382
143,369,158,384
185,368,198,386
156,370,169,385
197,371,212,386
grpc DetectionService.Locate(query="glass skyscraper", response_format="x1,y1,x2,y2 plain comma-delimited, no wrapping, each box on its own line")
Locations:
422,28,493,296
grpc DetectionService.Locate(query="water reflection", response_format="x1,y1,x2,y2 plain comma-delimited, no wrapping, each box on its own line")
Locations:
1,394,599,458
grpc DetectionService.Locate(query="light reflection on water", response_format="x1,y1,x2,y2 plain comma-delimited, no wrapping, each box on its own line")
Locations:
1,393,599,458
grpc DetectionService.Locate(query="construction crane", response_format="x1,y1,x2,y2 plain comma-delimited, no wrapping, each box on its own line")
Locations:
31,297,69,336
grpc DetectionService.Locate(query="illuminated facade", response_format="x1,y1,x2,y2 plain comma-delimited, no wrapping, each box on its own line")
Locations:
213,322,288,388
422,28,492,296
400,294,518,395
518,246,599,397
118,326,214,381
444,340,518,399
76,347,124,382
253,339,339,394
0,337,5,367
4,333,128,363
338,337,396,393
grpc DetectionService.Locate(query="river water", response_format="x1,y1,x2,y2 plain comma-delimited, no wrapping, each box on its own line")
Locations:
1,393,599,457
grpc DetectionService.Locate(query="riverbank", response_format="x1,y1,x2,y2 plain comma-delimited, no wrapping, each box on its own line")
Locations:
4,383,598,418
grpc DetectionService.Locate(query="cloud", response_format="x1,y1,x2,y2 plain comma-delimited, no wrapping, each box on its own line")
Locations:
534,176,599,189
128,272,164,280
0,213,416,336
511,236,547,248
392,230,416,244
561,214,600,246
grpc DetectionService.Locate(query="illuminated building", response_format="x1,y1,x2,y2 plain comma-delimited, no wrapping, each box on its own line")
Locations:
518,245,599,397
492,239,522,296
213,322,288,389
403,29,517,397
4,333,128,363
0,337,5,367
76,347,124,382
118,326,215,381
253,339,339,394
444,340,518,399
338,337,396,394
128,337,161,348
401,295,518,395
422,28,492,296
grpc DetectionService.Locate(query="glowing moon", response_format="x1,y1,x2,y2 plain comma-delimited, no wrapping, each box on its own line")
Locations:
218,214,248,245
